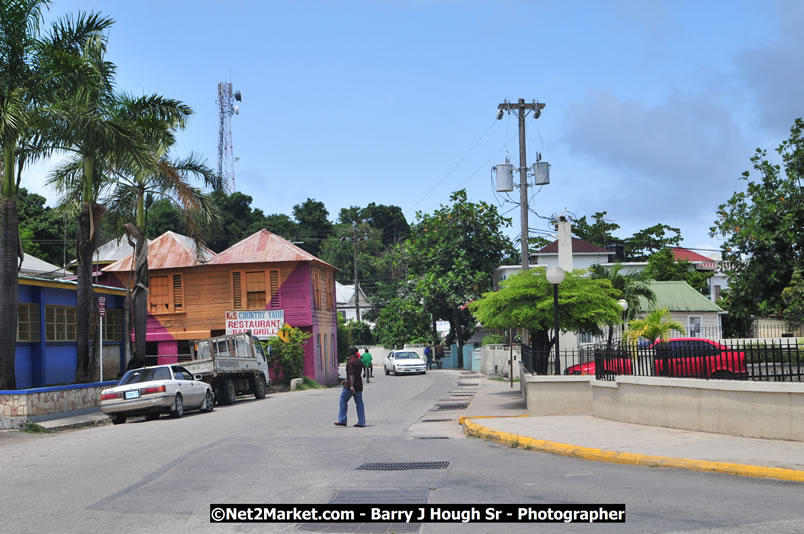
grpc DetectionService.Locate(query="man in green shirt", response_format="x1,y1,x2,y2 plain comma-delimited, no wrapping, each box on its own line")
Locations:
361,348,373,380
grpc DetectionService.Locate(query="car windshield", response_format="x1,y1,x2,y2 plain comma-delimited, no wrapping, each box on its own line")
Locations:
394,352,418,360
119,367,171,385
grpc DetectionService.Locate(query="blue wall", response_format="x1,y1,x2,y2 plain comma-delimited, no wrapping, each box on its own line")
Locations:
14,283,125,389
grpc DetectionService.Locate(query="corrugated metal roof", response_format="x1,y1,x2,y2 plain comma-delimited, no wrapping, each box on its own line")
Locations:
538,237,611,254
103,231,214,272
208,229,334,268
638,281,722,312
671,247,718,269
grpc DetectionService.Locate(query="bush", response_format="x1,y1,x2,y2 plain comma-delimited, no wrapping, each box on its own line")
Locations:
349,320,375,345
262,326,311,385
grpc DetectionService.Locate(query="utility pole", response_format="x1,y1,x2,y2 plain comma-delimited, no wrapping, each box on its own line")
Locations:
497,98,546,350
352,222,360,321
497,98,545,271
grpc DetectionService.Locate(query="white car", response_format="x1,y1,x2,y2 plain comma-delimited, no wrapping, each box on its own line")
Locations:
384,350,427,375
100,364,214,425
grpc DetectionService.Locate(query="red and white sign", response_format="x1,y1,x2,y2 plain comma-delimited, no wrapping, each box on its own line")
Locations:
98,296,106,317
225,310,284,339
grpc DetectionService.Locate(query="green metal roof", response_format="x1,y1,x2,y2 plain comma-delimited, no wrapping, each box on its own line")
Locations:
638,281,723,312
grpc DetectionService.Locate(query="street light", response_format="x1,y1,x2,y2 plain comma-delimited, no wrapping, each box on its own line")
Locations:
546,265,565,375
618,299,629,339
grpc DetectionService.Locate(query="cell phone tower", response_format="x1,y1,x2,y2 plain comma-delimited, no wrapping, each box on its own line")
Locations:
217,82,242,191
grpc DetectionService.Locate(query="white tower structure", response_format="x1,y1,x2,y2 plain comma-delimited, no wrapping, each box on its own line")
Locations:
217,82,241,191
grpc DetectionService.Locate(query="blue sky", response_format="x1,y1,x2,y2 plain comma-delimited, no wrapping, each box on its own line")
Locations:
30,0,804,255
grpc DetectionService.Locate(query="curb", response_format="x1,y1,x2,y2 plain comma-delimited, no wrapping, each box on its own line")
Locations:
39,416,111,432
458,416,804,483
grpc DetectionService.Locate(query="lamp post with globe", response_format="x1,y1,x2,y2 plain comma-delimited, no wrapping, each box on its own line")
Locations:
618,299,629,339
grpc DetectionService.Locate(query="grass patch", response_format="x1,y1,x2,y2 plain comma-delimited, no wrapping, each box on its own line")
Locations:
23,422,51,434
296,377,326,391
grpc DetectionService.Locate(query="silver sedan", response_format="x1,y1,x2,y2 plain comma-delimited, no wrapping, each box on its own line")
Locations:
100,364,214,425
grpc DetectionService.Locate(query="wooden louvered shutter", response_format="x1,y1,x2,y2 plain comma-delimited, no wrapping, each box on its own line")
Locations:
232,272,242,309
269,270,280,309
173,275,183,311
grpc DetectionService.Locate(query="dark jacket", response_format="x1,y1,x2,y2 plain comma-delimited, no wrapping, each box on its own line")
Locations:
345,354,364,393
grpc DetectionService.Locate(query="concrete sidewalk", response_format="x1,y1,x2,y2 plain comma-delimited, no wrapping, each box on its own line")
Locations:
458,374,804,483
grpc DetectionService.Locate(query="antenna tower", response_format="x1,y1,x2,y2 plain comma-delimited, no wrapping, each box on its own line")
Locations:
217,82,242,191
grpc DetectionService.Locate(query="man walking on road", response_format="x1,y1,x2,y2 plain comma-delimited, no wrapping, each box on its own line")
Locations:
335,347,366,427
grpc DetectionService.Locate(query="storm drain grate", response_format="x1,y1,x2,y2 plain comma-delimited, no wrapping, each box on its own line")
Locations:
435,402,469,410
300,489,428,533
357,461,449,471
457,382,479,387
417,436,451,439
421,418,452,422
450,393,475,397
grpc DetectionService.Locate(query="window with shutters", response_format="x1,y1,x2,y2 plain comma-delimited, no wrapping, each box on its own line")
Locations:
149,276,170,313
269,269,281,309
312,269,321,309
173,275,183,311
17,302,40,342
246,271,266,309
232,272,242,309
148,274,183,314
327,273,335,311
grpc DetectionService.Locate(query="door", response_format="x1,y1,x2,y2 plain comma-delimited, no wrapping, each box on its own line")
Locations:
172,366,201,407
252,337,271,384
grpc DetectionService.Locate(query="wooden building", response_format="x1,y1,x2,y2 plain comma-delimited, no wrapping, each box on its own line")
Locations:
103,230,339,385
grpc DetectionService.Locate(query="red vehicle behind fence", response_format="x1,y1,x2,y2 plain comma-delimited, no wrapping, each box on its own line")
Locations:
563,338,747,379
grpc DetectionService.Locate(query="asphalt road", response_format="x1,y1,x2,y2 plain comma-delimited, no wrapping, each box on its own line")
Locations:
1,369,803,534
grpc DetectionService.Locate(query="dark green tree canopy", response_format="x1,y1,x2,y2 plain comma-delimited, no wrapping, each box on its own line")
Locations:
624,223,683,261
710,118,804,323
571,211,620,248
644,248,713,294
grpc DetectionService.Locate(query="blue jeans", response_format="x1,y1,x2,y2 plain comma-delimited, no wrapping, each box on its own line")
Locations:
337,388,365,426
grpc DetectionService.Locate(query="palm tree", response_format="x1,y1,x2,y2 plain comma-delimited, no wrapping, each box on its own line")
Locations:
100,95,221,364
47,31,155,382
627,308,686,343
0,2,113,388
589,263,655,347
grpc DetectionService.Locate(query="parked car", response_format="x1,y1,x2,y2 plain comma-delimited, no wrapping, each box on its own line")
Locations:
650,338,747,379
100,364,215,425
563,356,633,376
384,350,427,375
563,338,747,379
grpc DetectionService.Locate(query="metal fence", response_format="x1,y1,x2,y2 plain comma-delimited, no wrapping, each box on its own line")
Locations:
522,339,803,382
579,324,802,347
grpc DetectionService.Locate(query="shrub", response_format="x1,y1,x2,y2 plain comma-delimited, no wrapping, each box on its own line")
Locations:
481,333,507,346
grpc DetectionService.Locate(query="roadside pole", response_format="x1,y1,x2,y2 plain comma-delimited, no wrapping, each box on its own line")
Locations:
99,296,106,381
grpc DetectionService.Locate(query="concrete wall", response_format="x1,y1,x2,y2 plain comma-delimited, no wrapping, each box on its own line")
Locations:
522,375,593,416
0,381,117,429
479,345,521,377
517,373,804,441
592,376,804,441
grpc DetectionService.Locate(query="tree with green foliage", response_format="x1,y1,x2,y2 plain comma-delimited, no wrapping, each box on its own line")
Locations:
205,191,277,251
17,188,75,266
0,3,113,389
347,320,375,346
262,325,311,384
644,248,713,294
710,118,804,334
571,211,620,248
403,190,513,364
469,267,622,373
336,313,352,363
624,224,683,261
292,198,332,257
627,308,685,343
373,297,431,348
589,263,655,347
782,267,804,332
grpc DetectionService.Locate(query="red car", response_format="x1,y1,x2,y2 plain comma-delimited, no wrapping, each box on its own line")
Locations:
563,338,746,379
564,356,632,376
650,338,747,379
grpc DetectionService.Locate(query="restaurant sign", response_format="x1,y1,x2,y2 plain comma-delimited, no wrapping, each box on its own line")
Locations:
225,310,285,339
